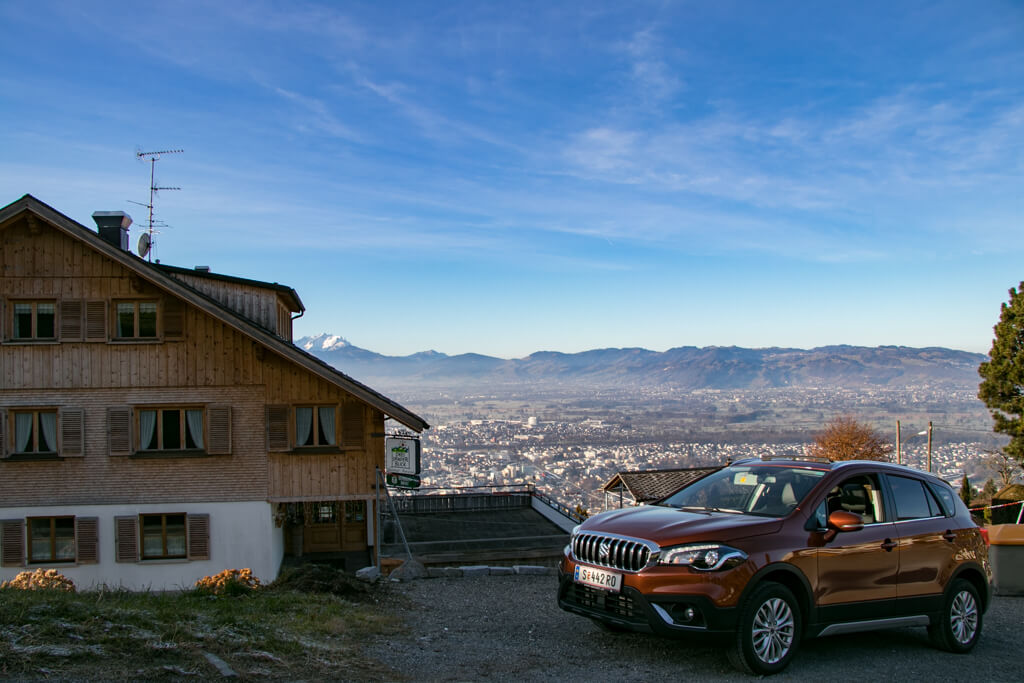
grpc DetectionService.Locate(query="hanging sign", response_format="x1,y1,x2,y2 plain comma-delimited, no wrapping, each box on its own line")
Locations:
386,472,421,489
385,436,421,475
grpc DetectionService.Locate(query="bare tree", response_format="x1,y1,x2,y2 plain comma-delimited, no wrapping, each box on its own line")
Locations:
808,415,893,462
984,449,1022,488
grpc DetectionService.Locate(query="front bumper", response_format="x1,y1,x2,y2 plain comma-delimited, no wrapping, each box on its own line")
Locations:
557,562,739,636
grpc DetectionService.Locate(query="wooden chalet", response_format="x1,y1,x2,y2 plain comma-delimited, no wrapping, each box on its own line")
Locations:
0,194,427,589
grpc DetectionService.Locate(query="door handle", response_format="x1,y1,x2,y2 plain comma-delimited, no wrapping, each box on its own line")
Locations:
881,539,898,552
942,531,957,542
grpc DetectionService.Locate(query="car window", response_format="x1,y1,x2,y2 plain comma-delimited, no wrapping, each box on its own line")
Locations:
661,465,824,516
887,474,943,520
926,480,957,517
822,474,885,524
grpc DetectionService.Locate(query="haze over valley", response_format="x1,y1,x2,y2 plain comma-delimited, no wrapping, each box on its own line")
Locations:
300,334,1000,509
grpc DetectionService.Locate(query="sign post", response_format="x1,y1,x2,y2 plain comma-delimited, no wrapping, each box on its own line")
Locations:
385,436,422,489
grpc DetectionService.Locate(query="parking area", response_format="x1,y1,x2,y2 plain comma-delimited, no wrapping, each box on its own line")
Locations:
368,575,1023,681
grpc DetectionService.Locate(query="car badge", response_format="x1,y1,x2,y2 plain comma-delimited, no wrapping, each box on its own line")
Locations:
598,539,611,562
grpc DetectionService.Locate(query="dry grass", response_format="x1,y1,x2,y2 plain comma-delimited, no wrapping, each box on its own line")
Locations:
0,566,406,681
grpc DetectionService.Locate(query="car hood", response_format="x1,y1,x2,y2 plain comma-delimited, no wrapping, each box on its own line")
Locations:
579,505,782,546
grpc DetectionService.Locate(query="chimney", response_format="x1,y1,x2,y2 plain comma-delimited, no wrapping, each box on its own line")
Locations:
92,211,133,251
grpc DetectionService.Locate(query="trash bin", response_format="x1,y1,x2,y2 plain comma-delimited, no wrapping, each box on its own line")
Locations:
988,524,1024,596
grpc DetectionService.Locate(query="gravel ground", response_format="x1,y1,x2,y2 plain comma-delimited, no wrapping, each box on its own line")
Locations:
366,574,1024,681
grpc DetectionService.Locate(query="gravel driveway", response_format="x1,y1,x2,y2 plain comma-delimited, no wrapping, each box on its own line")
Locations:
366,574,1022,681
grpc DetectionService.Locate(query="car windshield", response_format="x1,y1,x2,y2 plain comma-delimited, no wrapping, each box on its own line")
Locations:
659,465,826,517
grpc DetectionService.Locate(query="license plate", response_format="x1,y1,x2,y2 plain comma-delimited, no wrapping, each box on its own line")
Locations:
574,564,622,592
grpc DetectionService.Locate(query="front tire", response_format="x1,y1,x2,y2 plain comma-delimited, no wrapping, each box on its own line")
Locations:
928,578,982,653
727,582,801,675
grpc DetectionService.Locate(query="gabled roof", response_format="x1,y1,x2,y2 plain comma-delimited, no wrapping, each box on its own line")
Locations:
0,194,428,432
602,466,718,504
154,262,304,313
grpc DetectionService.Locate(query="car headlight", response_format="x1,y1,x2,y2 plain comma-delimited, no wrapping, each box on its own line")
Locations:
658,543,747,571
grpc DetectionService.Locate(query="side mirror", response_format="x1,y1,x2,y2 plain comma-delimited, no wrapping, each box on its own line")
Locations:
828,510,864,533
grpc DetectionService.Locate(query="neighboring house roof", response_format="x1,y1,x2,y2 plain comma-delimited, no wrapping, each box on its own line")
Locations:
0,194,428,432
602,466,719,504
994,484,1024,502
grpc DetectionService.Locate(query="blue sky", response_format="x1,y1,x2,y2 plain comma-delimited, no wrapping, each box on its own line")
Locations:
2,1,1022,358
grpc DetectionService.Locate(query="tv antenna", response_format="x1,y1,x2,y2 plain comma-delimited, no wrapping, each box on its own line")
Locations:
131,148,182,261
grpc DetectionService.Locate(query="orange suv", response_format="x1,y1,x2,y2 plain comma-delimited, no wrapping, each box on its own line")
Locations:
558,458,991,675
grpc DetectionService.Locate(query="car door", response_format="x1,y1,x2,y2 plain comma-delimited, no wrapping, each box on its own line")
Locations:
883,473,958,612
812,473,900,622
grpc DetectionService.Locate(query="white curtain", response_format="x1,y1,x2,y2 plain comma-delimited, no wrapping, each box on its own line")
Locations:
39,412,57,452
140,410,157,450
15,413,33,452
318,406,336,445
296,407,313,446
186,409,204,449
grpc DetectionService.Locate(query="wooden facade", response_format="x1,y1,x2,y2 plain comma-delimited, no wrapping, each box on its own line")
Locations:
0,195,427,577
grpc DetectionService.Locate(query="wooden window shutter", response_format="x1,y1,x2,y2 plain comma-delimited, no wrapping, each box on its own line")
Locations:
342,403,365,449
114,516,138,563
206,405,232,455
59,299,84,341
1,519,25,567
0,298,4,340
187,514,210,560
60,408,84,457
0,409,6,458
75,517,99,564
163,298,185,340
85,299,107,342
266,405,290,451
108,407,133,456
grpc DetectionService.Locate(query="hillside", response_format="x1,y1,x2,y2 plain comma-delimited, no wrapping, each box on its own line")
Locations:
297,334,986,390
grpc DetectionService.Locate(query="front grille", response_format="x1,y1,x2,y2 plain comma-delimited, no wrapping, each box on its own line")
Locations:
566,583,641,620
572,532,656,572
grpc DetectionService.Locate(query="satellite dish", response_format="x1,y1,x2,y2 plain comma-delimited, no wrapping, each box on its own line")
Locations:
138,232,151,258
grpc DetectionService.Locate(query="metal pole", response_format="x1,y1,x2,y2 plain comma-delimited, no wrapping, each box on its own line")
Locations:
896,420,902,464
927,421,933,473
375,466,381,568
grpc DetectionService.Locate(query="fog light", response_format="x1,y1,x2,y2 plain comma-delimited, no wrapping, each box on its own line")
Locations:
681,606,696,622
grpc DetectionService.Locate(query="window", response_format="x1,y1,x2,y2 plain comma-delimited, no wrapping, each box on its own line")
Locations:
12,301,55,340
888,475,943,520
27,517,76,563
114,300,158,339
13,410,58,454
818,474,886,525
139,408,204,451
295,406,337,447
140,513,187,560
116,513,209,562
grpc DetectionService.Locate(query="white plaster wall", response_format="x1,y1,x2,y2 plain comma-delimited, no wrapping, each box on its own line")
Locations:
0,501,284,591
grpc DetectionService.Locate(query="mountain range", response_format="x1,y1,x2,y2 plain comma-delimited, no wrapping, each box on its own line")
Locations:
297,334,987,390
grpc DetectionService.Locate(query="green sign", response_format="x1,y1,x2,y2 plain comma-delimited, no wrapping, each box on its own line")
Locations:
386,472,421,489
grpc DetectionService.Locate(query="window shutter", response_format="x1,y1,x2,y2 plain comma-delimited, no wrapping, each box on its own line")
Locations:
108,407,133,456
266,405,289,451
187,514,210,560
60,408,84,457
163,298,185,340
342,403,365,449
1,519,25,567
114,516,138,563
59,299,84,341
0,298,4,340
85,300,107,342
206,405,232,455
0,409,6,458
76,517,99,564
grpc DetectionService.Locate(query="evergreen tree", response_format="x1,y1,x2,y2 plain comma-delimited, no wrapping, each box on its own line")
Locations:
979,282,1024,464
982,477,999,499
959,474,973,507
